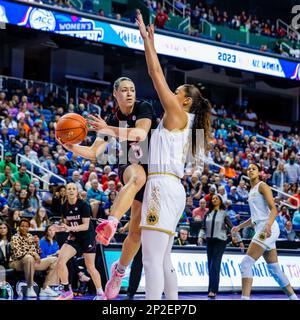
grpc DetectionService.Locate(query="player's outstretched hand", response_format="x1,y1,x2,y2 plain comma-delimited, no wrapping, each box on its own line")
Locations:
87,114,108,132
55,131,74,151
136,9,154,44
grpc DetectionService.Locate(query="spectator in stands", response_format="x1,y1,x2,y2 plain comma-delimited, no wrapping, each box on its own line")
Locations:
98,9,105,17
0,191,9,217
30,207,49,231
284,155,300,184
7,181,22,207
9,218,58,298
236,180,249,203
272,162,289,190
220,160,237,179
7,209,21,233
0,222,11,269
104,191,117,217
12,164,31,189
217,186,227,203
204,186,216,204
201,175,210,194
102,171,120,191
282,221,298,242
104,180,116,196
225,199,240,226
82,163,97,185
27,182,41,213
0,165,16,193
174,227,190,246
278,205,291,222
288,187,300,208
0,151,17,174
154,7,169,29
56,156,68,178
87,179,108,219
216,123,228,140
242,224,255,239
192,198,208,222
39,224,60,259
101,165,111,185
215,32,222,42
11,189,34,218
292,209,300,227
228,186,244,204
84,172,101,191
68,170,83,193
245,109,258,120
276,214,286,238
198,194,233,298
51,185,67,217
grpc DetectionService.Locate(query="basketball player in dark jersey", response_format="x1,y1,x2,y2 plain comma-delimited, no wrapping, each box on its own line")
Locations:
55,183,105,300
57,77,156,299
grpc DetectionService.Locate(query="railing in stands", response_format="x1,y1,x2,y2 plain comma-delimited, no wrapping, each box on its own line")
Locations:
201,19,214,37
276,18,300,41
0,75,68,104
16,153,66,189
241,175,299,210
256,134,284,155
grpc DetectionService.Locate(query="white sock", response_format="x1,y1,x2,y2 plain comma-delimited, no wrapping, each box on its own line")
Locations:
116,262,127,274
241,295,250,300
288,294,298,300
96,288,104,295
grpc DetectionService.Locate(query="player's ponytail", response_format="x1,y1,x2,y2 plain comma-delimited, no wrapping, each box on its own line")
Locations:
183,84,211,156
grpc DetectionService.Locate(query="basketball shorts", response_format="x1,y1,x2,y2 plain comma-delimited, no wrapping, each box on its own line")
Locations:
252,220,280,251
65,234,96,255
140,175,186,235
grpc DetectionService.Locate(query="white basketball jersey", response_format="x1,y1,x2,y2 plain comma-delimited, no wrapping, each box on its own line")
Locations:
248,181,270,223
148,113,195,178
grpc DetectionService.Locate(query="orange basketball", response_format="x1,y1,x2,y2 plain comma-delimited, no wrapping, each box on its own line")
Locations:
56,113,88,144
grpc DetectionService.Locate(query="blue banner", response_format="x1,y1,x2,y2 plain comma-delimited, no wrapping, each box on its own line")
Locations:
1,0,299,81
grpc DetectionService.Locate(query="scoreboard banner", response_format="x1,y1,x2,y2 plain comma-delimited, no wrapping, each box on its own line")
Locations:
104,246,300,292
1,0,300,81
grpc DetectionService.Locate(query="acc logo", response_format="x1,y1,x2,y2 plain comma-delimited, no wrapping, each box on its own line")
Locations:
29,8,56,31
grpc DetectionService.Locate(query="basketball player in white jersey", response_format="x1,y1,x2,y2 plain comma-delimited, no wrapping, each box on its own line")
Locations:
232,163,298,300
136,11,211,300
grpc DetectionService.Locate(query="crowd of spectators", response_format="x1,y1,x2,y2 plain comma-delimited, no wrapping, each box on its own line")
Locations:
25,0,300,57
0,78,299,297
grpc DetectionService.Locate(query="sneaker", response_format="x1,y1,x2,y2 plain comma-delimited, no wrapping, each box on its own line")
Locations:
105,261,125,300
55,290,74,300
93,293,107,300
26,287,37,298
95,219,118,246
39,287,59,297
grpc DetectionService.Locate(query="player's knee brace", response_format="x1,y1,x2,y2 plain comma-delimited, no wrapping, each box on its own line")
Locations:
267,263,289,288
240,255,256,278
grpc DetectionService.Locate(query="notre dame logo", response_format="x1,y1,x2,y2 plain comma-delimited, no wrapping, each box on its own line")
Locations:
258,232,266,241
146,208,159,225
